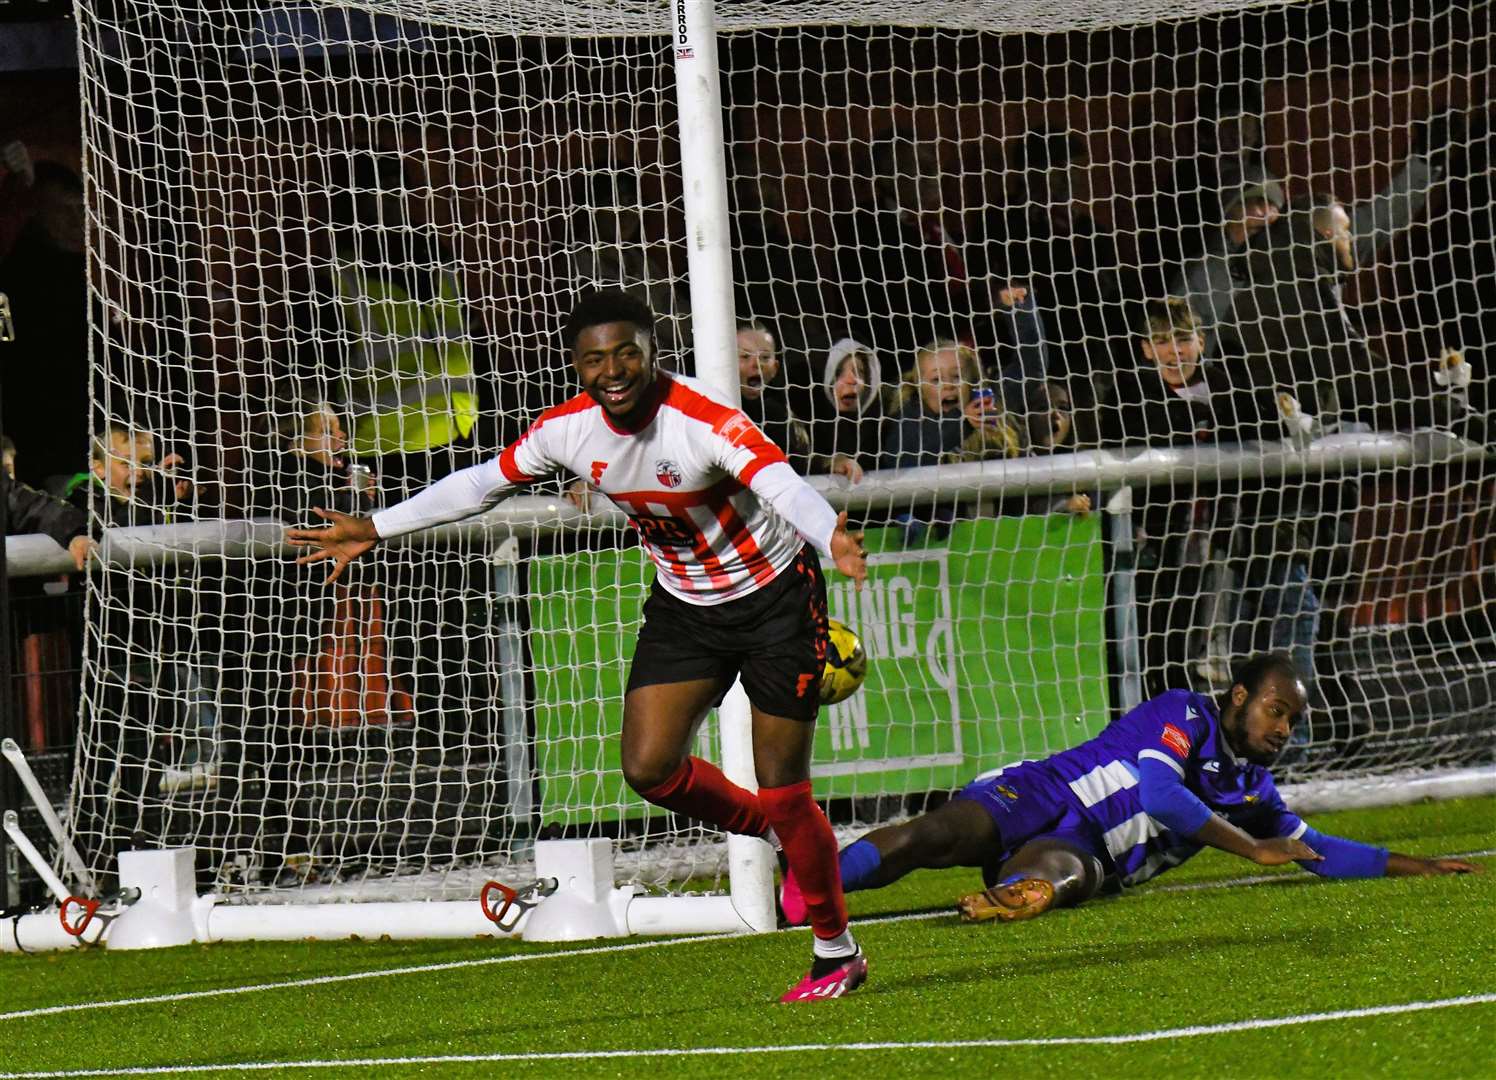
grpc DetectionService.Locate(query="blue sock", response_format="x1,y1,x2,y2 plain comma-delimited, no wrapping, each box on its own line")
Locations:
839,839,882,893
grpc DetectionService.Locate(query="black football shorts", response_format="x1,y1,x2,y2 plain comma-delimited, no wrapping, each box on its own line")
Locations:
626,544,829,722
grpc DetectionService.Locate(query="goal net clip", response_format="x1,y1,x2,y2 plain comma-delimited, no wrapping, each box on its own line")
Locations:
480,876,558,933
60,887,140,941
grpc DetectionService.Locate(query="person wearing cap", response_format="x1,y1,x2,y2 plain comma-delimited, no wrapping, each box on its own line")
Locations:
1168,99,1470,368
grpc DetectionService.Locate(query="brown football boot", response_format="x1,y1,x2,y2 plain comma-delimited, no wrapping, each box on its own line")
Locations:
956,877,1055,923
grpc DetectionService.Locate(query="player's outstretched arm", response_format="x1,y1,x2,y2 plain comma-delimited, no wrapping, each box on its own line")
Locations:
1136,755,1322,867
1384,852,1480,876
286,507,379,584
1192,815,1324,867
744,461,867,589
286,457,525,585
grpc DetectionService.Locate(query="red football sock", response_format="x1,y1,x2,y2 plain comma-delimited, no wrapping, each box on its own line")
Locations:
759,780,848,941
637,756,768,837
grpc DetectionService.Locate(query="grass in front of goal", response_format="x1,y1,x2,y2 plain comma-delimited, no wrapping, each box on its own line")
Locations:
2,797,1493,1079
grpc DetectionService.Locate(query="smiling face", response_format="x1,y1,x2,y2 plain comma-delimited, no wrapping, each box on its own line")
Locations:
737,327,779,401
573,321,657,420
1222,670,1307,765
1141,330,1205,388
918,347,968,417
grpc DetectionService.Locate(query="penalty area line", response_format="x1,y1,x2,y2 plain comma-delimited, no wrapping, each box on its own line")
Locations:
1,847,1489,1025
0,994,1493,1076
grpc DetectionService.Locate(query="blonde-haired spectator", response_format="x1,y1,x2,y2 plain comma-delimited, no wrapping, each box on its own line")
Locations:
879,340,1019,546
881,340,1017,469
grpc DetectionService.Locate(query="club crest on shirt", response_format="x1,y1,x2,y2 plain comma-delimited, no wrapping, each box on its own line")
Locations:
655,460,683,488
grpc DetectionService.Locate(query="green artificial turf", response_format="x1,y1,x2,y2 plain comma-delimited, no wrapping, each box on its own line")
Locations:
0,797,1492,1079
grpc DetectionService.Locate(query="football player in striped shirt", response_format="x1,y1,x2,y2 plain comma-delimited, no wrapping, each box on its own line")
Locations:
288,290,871,1001
781,653,1478,926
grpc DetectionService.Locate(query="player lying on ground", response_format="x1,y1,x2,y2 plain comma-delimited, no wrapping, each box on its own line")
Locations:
288,289,871,1002
782,653,1478,925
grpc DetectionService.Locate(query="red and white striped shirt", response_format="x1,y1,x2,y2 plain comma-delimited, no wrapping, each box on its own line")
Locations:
371,373,838,606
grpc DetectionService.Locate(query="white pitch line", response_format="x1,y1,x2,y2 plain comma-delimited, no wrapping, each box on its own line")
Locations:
0,993,1493,1077
1,846,1489,1025
0,932,736,1023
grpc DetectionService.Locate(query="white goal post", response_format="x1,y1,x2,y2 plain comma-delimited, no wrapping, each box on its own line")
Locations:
3,0,1492,948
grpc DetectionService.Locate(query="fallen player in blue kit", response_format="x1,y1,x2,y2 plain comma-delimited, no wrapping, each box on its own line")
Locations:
782,653,1478,924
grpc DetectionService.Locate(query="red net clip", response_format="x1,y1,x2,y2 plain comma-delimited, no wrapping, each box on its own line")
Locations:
480,878,557,933
60,895,101,938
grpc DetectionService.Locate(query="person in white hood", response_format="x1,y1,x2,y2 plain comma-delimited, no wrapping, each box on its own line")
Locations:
804,338,885,483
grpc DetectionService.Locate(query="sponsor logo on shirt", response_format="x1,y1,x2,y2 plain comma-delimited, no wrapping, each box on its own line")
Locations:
630,512,695,547
655,460,683,488
1161,723,1192,758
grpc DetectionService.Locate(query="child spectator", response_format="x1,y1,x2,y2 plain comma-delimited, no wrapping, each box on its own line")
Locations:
736,320,811,470
1101,298,1282,447
803,338,885,482
882,340,1019,544
1019,381,1097,517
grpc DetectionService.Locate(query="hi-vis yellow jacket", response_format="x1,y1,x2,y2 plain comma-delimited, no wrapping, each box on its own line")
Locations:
332,259,478,457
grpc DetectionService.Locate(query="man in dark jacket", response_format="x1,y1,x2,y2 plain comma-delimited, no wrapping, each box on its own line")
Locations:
1169,101,1469,403
992,128,1139,401
1099,299,1319,702
1226,193,1477,434
3,434,93,570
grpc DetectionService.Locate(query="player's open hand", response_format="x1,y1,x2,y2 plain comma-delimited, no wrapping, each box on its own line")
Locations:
1251,836,1323,866
829,511,868,590
285,507,380,584
1411,857,1481,876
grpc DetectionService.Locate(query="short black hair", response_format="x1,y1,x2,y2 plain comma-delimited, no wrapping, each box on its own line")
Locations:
562,289,655,351
1230,653,1303,699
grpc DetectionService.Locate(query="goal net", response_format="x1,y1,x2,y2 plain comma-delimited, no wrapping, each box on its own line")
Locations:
66,0,1494,909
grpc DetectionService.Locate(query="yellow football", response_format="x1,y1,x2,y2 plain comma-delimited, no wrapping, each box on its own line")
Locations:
820,618,868,705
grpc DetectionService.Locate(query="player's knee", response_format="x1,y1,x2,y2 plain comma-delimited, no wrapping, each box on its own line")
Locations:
621,749,683,799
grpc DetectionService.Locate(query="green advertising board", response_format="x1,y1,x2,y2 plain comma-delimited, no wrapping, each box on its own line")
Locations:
528,514,1109,826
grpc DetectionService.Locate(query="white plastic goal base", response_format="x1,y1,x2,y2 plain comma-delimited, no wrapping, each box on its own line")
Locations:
1279,765,1496,815
0,839,764,953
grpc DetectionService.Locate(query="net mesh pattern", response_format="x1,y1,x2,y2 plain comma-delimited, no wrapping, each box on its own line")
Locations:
68,0,1495,901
